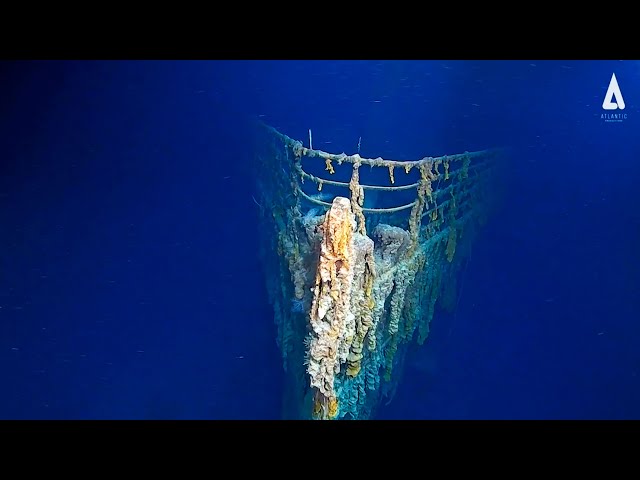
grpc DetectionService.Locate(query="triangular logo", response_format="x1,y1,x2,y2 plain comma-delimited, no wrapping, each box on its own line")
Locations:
602,73,625,110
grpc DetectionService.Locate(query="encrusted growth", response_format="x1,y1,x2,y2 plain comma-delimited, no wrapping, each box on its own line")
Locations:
307,197,356,418
348,160,367,236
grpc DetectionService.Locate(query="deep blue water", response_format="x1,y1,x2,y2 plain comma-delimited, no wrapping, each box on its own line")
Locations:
1,60,638,419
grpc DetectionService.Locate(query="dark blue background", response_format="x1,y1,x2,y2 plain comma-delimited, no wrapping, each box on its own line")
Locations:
1,60,638,419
